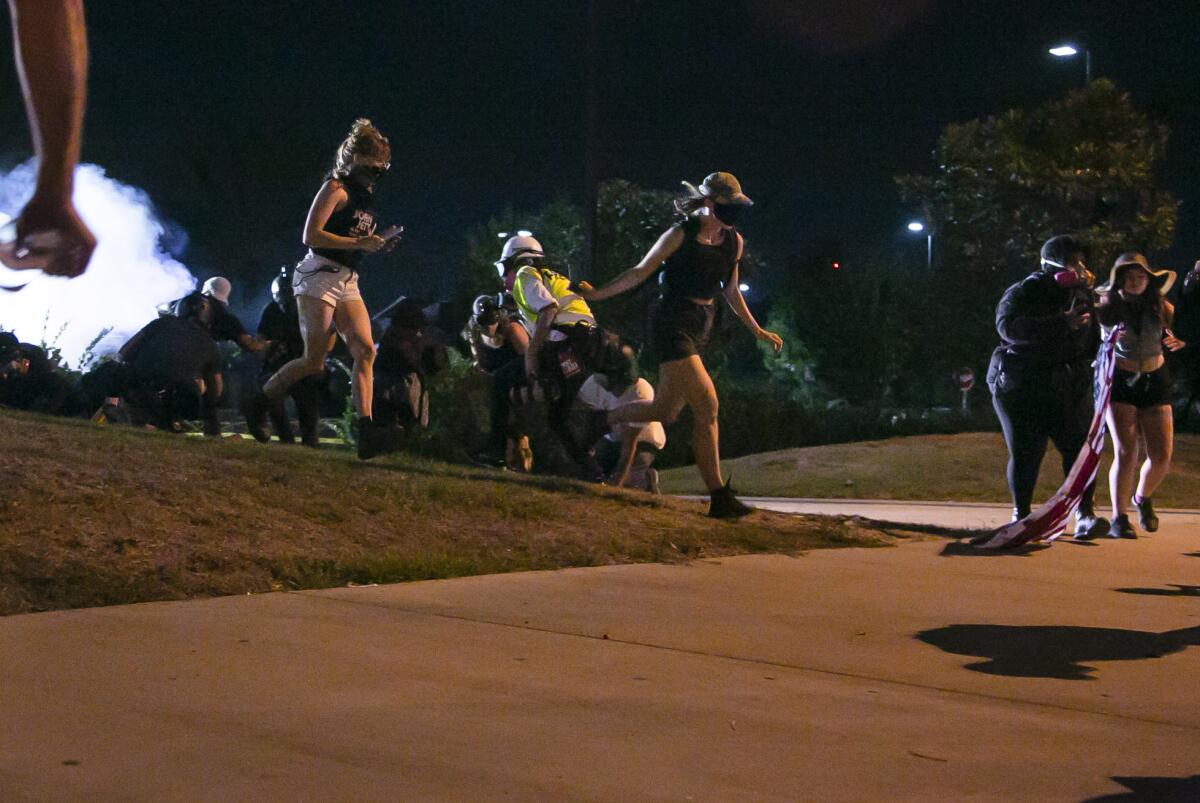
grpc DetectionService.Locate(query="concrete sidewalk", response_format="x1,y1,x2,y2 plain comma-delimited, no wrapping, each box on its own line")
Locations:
739,496,1200,533
2,511,1198,800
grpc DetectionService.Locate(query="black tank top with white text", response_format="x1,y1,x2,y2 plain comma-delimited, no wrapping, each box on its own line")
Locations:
313,178,376,270
659,217,739,304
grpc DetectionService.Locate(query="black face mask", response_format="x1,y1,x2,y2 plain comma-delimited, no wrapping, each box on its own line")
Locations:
713,203,744,226
346,164,386,190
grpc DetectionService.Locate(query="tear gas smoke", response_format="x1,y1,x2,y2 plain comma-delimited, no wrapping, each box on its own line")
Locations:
0,162,196,367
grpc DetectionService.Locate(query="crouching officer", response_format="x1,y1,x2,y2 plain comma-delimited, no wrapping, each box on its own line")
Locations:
987,234,1106,539
475,234,636,476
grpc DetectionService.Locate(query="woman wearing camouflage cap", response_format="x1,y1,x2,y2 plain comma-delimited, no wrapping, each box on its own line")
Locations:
582,172,783,518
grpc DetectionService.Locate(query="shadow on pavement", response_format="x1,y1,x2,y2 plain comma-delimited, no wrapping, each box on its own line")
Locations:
1081,774,1200,801
1115,584,1200,598
1184,552,1200,558
915,624,1200,679
939,541,1050,557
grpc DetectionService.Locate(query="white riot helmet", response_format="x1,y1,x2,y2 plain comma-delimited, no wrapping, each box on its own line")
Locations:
494,234,544,278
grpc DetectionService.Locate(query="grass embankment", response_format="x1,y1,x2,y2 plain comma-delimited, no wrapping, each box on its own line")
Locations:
0,411,918,616
660,432,1200,506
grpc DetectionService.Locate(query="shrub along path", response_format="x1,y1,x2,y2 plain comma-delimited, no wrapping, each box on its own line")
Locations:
0,411,925,616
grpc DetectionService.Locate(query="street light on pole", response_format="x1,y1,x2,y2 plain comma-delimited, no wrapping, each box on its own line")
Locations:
1049,43,1091,84
907,220,932,271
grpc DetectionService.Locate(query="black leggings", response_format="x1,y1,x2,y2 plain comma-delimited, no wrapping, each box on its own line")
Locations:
992,382,1097,518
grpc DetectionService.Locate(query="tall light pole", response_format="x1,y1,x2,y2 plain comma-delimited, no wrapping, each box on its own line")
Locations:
1049,43,1091,84
907,220,932,271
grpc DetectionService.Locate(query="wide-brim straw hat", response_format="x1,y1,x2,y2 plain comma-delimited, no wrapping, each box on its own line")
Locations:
694,172,754,206
1097,252,1175,295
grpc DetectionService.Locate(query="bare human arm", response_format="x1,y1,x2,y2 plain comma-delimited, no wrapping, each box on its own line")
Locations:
609,426,640,488
4,0,95,278
722,236,782,353
236,332,268,354
504,320,529,356
1162,299,1186,351
582,226,685,303
302,180,385,253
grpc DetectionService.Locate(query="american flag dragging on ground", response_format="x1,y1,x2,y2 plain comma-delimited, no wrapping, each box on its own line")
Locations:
973,327,1121,550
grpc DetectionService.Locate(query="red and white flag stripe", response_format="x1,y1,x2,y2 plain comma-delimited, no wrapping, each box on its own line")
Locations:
974,327,1121,549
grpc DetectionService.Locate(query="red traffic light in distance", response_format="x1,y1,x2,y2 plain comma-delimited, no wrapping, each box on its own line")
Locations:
831,261,841,270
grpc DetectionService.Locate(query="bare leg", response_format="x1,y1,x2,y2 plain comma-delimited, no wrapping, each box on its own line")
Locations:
1106,403,1139,519
608,360,686,426
611,356,720,492
264,296,334,400
682,357,723,492
333,298,376,419
1135,404,1173,498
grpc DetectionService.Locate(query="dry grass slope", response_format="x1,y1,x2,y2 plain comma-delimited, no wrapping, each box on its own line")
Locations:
0,411,916,616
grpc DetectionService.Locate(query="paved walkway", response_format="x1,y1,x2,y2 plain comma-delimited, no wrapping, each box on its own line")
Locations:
2,505,1198,800
739,496,1200,534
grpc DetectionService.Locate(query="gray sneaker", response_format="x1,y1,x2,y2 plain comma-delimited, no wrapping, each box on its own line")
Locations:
644,468,661,495
1133,496,1159,532
1107,514,1138,539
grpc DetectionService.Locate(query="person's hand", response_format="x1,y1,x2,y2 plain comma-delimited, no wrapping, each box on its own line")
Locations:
2,196,96,277
1186,260,1200,289
1163,329,1187,352
755,327,784,353
358,234,386,253
1066,307,1092,331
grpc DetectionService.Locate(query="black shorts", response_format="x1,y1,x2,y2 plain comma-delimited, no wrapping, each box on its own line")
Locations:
1111,365,1172,408
652,299,715,363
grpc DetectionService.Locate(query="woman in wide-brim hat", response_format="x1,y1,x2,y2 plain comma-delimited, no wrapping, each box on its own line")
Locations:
1096,251,1186,538
580,172,783,519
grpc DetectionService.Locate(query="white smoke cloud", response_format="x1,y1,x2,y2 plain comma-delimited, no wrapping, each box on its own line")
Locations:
0,162,196,367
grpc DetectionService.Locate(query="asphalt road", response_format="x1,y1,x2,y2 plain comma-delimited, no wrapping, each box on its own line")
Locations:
2,503,1197,800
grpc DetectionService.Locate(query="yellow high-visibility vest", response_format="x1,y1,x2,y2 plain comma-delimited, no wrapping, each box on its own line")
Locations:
512,265,595,326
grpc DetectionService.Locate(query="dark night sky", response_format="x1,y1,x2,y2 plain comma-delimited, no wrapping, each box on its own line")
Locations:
2,0,1199,313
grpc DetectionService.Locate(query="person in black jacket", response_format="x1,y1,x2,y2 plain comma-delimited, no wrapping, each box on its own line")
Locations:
1174,260,1200,427
119,292,223,436
986,234,1107,539
251,268,324,446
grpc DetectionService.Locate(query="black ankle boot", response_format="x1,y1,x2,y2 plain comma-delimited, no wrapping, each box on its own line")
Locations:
357,417,405,461
243,392,271,443
708,479,753,519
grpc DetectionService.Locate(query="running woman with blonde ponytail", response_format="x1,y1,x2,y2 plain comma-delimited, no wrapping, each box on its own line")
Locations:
582,172,783,518
248,119,403,459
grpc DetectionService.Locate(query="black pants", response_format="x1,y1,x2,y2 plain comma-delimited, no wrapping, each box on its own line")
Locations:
486,357,527,453
268,375,322,445
126,378,217,435
537,337,590,467
991,370,1096,518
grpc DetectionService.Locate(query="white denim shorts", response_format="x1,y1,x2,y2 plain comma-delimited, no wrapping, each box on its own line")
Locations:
292,252,362,306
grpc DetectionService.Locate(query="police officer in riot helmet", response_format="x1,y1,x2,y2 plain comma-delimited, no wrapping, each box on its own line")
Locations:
250,265,324,446
987,233,1106,539
464,291,532,470
119,291,224,436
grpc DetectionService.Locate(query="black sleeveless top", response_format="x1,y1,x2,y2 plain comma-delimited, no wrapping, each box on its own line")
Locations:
312,178,376,270
659,217,739,303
